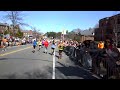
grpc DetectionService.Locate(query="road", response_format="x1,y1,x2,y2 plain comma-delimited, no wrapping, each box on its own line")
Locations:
0,44,99,79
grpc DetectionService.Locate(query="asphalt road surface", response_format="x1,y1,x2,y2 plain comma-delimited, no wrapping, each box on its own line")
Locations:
0,44,100,79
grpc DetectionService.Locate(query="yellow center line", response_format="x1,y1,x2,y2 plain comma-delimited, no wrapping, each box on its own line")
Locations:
0,46,32,57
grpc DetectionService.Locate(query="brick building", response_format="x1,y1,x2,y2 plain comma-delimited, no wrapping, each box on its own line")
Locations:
22,30,41,39
80,35,94,42
94,13,120,46
0,23,9,34
0,23,21,36
22,30,33,38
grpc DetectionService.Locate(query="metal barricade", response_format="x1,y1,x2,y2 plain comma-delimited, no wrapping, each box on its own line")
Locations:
99,55,120,79
64,45,120,79
91,49,120,79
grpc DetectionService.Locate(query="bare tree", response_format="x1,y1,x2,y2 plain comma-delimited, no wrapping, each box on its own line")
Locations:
3,11,29,37
30,26,40,39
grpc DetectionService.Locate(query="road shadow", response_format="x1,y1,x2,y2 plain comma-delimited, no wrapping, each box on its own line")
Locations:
0,57,52,62
68,56,83,67
0,58,8,60
55,55,59,59
0,67,53,79
49,53,53,55
56,61,98,79
48,52,59,58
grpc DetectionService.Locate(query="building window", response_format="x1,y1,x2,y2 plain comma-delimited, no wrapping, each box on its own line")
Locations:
106,21,108,24
106,29,113,34
117,18,120,24
102,22,104,27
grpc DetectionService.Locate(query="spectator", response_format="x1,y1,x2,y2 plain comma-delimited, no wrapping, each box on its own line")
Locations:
2,37,7,51
101,39,120,78
84,40,90,48
98,41,104,49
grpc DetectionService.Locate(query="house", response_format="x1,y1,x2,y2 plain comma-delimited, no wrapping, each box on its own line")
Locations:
22,30,42,40
80,29,94,42
22,30,33,38
0,23,22,37
0,23,9,34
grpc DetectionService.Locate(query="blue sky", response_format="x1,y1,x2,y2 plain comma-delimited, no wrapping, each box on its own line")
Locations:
0,11,120,33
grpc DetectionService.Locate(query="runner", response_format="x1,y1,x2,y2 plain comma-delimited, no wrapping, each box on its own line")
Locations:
58,41,64,59
42,39,45,48
51,40,56,55
32,40,37,53
38,39,42,51
44,39,49,54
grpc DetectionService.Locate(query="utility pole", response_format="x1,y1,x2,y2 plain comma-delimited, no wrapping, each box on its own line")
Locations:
61,29,66,41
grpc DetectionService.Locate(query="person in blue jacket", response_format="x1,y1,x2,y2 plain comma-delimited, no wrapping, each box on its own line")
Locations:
32,40,37,53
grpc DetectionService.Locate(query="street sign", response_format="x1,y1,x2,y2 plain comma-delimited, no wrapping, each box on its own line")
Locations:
62,30,66,35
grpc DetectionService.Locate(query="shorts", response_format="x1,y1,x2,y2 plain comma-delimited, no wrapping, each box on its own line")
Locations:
59,50,63,53
33,45,36,49
39,45,42,47
51,48,55,50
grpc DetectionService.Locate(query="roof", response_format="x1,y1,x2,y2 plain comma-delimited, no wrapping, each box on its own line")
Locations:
21,30,30,33
0,23,9,26
80,29,94,36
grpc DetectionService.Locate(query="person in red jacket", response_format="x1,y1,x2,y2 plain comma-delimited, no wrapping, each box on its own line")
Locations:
44,39,49,54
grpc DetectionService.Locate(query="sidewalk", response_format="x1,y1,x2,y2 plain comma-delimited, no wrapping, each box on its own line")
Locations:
55,51,100,79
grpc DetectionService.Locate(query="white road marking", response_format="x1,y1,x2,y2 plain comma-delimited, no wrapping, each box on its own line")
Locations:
52,50,55,79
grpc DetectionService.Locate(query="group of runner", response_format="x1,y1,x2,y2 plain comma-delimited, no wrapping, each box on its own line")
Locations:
32,38,65,59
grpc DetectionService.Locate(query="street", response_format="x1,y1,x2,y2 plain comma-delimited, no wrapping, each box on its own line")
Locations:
0,44,99,79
